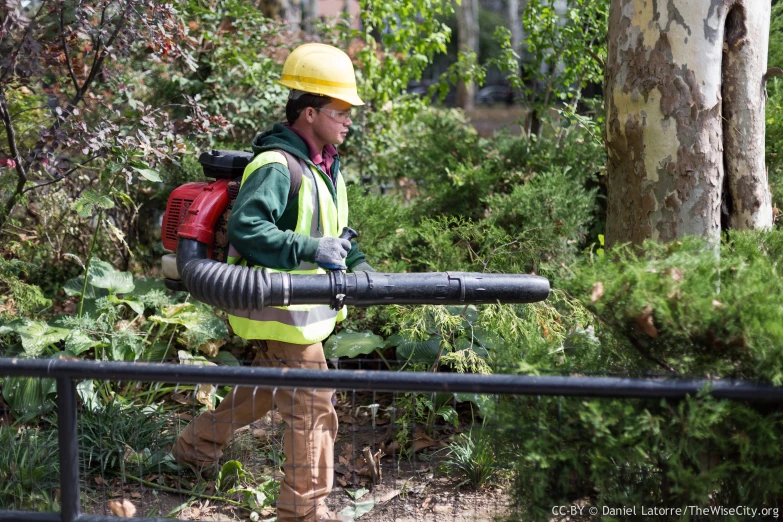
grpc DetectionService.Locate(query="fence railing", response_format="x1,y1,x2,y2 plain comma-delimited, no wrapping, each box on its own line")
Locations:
1,357,783,522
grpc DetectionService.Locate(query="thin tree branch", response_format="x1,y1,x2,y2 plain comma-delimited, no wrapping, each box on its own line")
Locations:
0,0,51,84
60,5,81,95
584,47,605,69
67,2,131,112
0,87,30,233
20,154,101,195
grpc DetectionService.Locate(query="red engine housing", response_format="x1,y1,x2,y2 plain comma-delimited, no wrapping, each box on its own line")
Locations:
162,179,237,260
162,149,251,262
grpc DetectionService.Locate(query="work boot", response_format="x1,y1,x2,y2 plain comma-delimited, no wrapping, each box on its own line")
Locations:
170,449,220,480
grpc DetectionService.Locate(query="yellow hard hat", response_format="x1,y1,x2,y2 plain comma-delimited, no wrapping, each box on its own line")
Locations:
279,43,364,106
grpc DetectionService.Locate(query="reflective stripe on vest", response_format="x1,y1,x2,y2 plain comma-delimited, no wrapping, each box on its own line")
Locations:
227,150,348,344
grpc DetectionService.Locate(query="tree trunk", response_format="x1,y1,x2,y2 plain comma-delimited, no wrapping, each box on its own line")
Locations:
604,0,772,247
456,0,479,110
509,0,523,60
302,0,318,35
259,0,301,30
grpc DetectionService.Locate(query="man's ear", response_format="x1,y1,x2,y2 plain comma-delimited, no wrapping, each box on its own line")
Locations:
304,107,316,123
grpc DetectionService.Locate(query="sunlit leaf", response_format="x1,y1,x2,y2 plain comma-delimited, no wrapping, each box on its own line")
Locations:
132,166,162,182
2,375,56,421
13,320,70,356
71,189,114,218
66,330,100,355
324,331,384,358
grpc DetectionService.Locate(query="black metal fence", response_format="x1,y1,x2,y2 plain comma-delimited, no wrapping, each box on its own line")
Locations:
1,357,783,522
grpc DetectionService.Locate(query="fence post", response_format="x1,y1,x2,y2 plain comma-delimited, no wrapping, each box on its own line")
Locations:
57,377,80,522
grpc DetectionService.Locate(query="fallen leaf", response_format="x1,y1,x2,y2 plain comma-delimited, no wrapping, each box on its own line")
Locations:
381,441,400,454
197,339,225,358
129,491,141,499
94,476,106,485
590,282,604,303
422,496,432,509
336,476,349,487
108,499,137,518
410,430,435,453
712,300,723,308
635,306,659,339
196,384,216,410
433,504,453,514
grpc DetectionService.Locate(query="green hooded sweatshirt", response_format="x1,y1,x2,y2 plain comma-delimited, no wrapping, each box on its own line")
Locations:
227,123,366,270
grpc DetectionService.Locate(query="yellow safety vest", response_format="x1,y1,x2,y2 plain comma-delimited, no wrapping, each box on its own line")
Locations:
227,150,349,344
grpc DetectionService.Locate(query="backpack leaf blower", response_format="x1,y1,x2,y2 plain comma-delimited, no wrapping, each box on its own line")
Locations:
161,150,550,312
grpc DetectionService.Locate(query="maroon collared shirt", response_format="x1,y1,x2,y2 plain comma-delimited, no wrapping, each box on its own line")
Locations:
286,125,337,185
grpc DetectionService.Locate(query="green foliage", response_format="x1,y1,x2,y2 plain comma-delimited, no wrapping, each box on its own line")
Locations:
517,0,608,109
322,0,455,183
0,260,233,419
559,231,783,384
501,394,783,521
0,425,59,510
491,232,783,520
324,330,385,358
0,259,50,316
78,401,178,477
441,428,498,488
769,1,783,70
214,460,278,512
2,375,57,422
767,78,783,211
146,0,287,142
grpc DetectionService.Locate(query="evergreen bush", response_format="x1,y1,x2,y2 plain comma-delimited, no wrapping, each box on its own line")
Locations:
496,231,783,520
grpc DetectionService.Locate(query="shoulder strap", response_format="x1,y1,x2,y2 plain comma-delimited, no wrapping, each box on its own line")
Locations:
277,150,306,203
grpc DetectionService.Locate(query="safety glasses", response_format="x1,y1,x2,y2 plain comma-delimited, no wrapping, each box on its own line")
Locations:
316,108,353,123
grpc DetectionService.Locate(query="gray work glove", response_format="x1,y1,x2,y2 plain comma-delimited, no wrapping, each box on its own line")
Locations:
315,236,352,268
351,261,376,272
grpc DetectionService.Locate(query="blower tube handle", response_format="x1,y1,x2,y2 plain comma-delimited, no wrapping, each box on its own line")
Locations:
338,226,358,242
317,227,358,272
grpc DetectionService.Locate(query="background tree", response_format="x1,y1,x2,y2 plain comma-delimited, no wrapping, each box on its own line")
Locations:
604,0,773,247
456,0,479,109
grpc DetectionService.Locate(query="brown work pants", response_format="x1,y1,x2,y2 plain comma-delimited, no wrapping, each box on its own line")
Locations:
173,340,338,522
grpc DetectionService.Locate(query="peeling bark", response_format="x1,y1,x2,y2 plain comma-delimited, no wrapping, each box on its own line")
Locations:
722,2,772,230
605,0,772,247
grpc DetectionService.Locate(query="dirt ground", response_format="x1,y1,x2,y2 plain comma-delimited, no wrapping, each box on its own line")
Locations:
464,105,527,137
81,392,510,521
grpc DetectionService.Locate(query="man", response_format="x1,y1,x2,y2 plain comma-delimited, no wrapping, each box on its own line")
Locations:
173,43,373,522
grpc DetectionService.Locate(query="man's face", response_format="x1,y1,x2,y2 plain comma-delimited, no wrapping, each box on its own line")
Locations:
309,99,353,146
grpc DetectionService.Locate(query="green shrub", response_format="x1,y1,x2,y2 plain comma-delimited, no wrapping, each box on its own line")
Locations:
0,425,59,510
441,428,499,488
484,166,598,272
558,231,783,383
495,231,783,520
78,401,178,477
500,393,783,521
768,78,783,214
